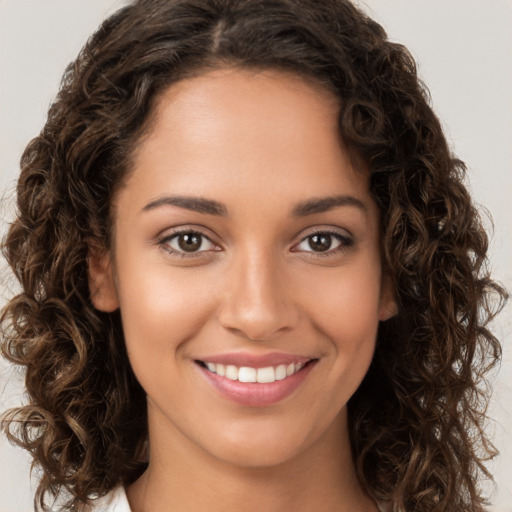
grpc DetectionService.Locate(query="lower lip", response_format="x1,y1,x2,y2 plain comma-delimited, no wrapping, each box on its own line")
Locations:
197,361,317,407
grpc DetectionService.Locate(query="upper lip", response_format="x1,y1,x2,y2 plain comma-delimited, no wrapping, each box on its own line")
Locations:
196,352,314,368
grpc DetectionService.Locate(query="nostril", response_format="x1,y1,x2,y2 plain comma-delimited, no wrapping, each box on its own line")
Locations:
217,270,300,341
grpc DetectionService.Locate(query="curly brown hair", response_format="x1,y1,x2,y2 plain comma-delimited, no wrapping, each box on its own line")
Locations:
1,0,507,510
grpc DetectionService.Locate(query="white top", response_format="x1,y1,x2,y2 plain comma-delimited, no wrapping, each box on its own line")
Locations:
82,486,131,512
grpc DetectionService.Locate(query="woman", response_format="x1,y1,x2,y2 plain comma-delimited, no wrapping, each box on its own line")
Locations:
1,0,506,511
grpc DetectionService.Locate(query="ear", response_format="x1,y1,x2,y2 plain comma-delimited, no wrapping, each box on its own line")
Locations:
87,244,119,312
378,273,397,321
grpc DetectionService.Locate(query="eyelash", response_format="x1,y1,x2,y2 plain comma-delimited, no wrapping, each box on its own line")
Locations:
293,229,354,257
157,229,217,259
157,228,354,259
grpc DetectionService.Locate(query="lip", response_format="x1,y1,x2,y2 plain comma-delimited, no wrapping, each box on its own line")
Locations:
195,355,317,407
196,351,312,368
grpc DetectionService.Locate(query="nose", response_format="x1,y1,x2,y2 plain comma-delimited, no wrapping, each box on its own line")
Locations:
217,248,300,342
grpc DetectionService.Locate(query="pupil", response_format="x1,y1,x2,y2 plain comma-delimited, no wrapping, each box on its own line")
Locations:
309,234,331,252
178,233,201,252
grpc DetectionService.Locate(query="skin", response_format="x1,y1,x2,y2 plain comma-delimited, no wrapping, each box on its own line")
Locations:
89,68,396,512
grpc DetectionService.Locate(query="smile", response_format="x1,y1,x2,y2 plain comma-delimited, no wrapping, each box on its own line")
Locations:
196,356,317,407
201,361,305,383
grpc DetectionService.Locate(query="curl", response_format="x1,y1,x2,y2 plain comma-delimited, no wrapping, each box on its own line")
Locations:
1,0,507,510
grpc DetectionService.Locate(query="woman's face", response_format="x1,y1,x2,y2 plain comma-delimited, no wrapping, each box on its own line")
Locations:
90,68,395,468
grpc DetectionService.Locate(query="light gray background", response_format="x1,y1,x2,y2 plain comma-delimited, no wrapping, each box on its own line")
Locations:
1,1,511,511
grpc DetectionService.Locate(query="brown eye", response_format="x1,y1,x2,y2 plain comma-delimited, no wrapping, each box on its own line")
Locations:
177,233,203,252
308,233,334,252
293,230,353,256
161,231,217,255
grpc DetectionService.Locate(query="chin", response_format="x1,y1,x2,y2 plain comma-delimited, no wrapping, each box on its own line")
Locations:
212,439,305,469
199,415,326,470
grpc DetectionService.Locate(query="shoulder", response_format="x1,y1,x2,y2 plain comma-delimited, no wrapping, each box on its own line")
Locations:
81,486,131,512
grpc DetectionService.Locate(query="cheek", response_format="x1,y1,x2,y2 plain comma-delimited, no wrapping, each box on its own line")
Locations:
114,255,218,368
301,262,383,338
298,260,382,383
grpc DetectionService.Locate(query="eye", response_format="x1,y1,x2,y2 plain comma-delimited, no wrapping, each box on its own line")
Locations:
293,230,353,255
159,230,218,256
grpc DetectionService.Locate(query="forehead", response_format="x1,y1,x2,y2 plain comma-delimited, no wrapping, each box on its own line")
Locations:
118,68,372,216
142,67,341,155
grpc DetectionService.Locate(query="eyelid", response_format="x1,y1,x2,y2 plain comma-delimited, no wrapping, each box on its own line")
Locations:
157,227,221,257
156,225,354,259
291,227,354,256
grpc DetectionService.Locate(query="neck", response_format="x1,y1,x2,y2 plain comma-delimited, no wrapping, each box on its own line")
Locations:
127,406,377,512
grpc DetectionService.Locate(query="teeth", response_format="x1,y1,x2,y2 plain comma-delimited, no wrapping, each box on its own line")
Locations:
225,365,238,381
257,366,275,383
275,364,287,380
238,367,257,383
202,361,308,383
216,363,226,377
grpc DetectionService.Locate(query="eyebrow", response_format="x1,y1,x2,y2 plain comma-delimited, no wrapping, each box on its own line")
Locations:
142,195,227,216
291,195,367,217
141,193,367,217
